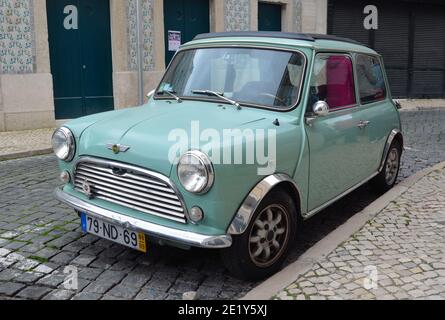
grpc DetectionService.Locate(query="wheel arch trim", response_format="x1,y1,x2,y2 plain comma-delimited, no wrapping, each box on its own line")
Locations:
228,174,302,235
379,129,404,173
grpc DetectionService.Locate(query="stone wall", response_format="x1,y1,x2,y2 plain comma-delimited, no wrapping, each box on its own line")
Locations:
126,0,155,72
224,0,251,31
112,0,164,109
0,0,54,131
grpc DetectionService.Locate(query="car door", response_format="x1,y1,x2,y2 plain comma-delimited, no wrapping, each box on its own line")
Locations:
305,53,371,211
354,53,396,175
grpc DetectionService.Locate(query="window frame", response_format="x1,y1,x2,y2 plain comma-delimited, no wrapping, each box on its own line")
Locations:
308,52,359,114
355,53,388,106
154,45,308,113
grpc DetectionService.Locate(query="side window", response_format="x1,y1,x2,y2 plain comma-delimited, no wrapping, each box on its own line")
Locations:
308,54,356,111
356,54,387,104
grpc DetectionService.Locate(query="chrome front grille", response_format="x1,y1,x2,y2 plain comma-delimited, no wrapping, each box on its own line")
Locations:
73,158,187,224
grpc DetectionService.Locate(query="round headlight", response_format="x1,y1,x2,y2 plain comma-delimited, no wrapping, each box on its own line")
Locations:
177,151,214,194
52,127,75,161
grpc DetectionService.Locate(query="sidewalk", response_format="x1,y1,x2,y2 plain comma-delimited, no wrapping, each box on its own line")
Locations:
0,128,54,161
270,163,445,300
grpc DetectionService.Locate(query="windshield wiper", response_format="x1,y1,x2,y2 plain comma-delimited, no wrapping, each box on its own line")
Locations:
192,90,241,110
157,90,182,103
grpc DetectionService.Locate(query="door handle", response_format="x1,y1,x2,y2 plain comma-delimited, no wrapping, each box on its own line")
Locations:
357,120,371,129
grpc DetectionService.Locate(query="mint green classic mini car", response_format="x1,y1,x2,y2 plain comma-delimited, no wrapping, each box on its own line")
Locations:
53,32,403,280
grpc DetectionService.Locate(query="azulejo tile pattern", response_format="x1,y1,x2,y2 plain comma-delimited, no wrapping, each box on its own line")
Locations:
126,0,155,72
224,0,251,32
293,0,303,32
0,0,35,74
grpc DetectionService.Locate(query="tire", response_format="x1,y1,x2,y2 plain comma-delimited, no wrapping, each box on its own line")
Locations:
221,189,297,280
370,140,402,194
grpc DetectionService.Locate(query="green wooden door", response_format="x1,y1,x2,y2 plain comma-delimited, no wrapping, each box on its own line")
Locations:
258,2,282,31
164,0,210,66
47,0,114,120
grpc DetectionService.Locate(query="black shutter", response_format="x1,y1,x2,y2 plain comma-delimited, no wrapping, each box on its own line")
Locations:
374,2,410,98
328,0,445,99
410,4,445,98
328,0,371,47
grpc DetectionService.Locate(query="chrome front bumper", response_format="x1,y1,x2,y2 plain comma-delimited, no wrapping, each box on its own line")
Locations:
54,187,232,249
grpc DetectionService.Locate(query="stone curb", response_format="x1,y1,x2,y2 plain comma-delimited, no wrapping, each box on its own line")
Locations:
241,161,445,300
0,148,53,162
400,106,445,112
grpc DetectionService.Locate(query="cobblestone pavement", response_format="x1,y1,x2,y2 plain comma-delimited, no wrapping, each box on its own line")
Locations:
276,165,445,300
0,108,444,300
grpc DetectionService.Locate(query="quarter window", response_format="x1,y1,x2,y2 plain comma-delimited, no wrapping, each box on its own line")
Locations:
309,54,356,111
356,54,387,104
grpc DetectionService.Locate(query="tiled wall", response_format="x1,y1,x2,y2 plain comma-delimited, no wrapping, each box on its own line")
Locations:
293,0,303,32
224,0,251,31
0,0,35,74
126,0,155,72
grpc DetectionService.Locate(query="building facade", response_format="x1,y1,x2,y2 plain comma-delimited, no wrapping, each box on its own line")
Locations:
1,0,442,132
0,0,327,132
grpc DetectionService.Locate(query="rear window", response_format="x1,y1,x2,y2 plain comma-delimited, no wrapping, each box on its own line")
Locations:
356,54,387,104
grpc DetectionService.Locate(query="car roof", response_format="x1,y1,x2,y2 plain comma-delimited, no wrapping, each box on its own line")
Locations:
188,32,379,55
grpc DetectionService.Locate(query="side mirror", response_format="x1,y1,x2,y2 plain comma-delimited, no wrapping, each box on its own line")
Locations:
146,89,155,100
313,101,330,117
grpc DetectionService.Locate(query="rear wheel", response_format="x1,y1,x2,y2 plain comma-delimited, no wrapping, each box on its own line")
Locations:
221,189,297,280
371,140,402,193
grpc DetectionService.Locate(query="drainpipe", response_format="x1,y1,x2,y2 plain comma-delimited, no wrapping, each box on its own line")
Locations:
136,0,144,105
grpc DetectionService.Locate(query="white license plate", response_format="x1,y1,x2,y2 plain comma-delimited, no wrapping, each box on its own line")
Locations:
81,213,147,253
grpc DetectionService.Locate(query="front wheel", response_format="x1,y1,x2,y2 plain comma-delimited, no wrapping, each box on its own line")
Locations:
370,140,402,193
221,189,297,280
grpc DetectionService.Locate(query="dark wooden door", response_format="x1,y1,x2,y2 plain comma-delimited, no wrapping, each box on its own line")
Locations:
47,0,114,119
164,0,210,66
258,2,282,31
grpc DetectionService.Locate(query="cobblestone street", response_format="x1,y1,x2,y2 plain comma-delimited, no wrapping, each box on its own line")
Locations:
0,108,444,300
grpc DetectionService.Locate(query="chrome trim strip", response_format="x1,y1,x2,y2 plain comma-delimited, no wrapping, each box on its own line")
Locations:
379,129,402,173
73,157,190,223
54,187,232,249
73,176,183,210
75,183,185,216
77,165,173,191
303,171,379,220
228,174,301,235
74,169,178,200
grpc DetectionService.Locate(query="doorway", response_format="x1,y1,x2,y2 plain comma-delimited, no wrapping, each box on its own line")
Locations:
258,2,283,31
164,0,210,66
47,0,114,119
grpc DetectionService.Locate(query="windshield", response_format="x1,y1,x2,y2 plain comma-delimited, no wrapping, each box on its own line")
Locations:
156,47,306,109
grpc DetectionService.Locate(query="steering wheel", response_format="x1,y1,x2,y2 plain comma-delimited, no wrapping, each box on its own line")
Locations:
258,93,287,106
